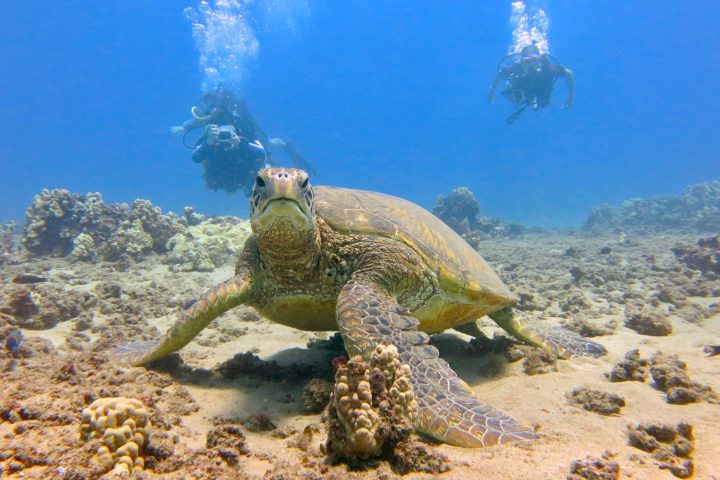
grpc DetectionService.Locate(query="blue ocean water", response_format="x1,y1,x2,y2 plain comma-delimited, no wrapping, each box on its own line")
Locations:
1,1,718,227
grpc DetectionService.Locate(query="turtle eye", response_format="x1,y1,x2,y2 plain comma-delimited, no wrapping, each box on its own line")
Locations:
300,176,309,189
256,176,266,187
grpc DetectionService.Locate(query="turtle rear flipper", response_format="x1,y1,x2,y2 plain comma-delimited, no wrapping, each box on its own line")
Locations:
111,340,162,366
337,278,538,447
112,276,253,366
490,308,607,358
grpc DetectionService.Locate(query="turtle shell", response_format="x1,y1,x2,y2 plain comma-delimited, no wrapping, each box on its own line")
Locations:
314,186,518,311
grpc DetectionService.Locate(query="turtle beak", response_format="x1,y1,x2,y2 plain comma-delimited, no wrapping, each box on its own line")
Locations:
250,168,314,230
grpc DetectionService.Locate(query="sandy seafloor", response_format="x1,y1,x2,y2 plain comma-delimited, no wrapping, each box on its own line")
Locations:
1,232,719,479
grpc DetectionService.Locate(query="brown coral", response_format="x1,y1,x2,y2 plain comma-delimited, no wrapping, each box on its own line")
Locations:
326,343,418,459
79,396,151,476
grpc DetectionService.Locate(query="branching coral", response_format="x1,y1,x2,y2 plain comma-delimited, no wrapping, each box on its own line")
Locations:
79,397,151,477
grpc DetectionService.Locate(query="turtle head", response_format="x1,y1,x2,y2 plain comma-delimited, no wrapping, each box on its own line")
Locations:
250,168,315,239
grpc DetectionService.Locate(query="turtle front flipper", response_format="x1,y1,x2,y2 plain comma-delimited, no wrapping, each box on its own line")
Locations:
112,275,253,366
489,307,607,358
337,278,538,448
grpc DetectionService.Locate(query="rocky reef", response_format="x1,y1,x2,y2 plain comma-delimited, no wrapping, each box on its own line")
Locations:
22,189,184,261
1,184,720,478
432,187,480,234
432,187,528,245
19,188,251,271
583,180,720,234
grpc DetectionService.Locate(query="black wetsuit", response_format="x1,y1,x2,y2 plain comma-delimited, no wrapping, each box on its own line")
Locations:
501,54,566,109
192,128,267,196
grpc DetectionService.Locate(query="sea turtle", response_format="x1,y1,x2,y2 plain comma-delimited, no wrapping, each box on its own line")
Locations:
114,168,605,447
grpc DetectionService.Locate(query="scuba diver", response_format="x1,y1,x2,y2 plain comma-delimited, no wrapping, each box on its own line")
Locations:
172,86,316,196
487,42,575,124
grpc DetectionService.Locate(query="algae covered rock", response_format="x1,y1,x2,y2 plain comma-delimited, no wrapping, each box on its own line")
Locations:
567,387,625,415
206,424,249,466
624,305,672,336
672,235,720,277
79,396,151,477
627,422,695,479
1,283,88,330
568,451,620,480
650,353,718,404
606,349,648,382
165,217,251,271
302,378,334,414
